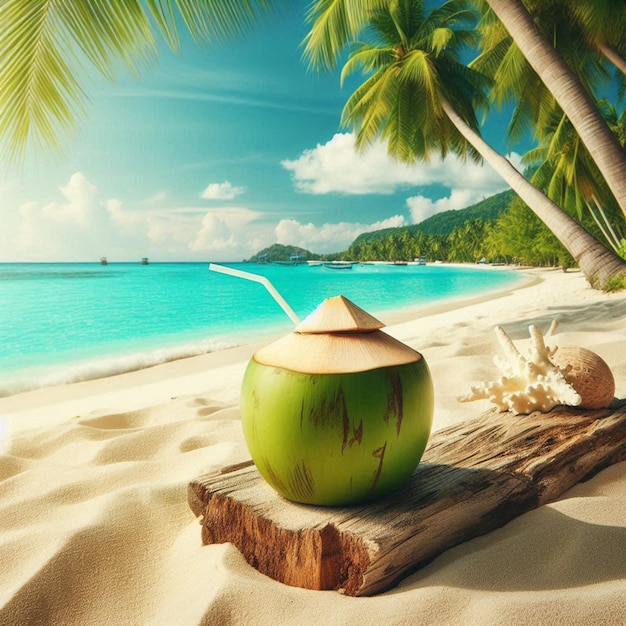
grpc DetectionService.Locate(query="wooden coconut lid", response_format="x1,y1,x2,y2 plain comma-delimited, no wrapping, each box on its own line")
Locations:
253,295,421,373
295,295,384,334
253,330,421,373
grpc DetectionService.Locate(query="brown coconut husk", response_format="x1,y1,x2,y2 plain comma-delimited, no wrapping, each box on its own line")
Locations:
551,345,616,409
253,295,422,374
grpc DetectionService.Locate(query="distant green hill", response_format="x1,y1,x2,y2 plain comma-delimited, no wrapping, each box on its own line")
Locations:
246,190,517,263
416,190,515,234
246,243,320,263
350,189,515,248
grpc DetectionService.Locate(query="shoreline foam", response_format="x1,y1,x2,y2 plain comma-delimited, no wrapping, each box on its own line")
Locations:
0,261,523,400
0,266,537,435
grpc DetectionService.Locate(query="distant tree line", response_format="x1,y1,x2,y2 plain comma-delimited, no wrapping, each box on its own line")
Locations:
346,206,575,267
248,189,626,268
346,192,591,267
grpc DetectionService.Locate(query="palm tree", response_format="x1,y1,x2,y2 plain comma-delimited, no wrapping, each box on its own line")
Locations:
472,0,626,219
474,1,626,81
567,0,626,78
0,0,276,160
470,0,610,149
3,1,625,186
304,0,626,287
522,103,626,255
471,2,626,254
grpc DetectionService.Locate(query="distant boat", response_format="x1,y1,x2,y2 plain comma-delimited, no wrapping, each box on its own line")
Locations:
324,261,353,270
415,257,427,265
391,260,408,266
273,254,304,266
100,257,108,266
141,257,149,265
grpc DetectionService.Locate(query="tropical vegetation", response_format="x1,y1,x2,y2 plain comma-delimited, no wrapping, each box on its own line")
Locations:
472,0,626,218
347,210,574,267
248,189,578,269
413,190,514,234
303,0,626,288
1,0,625,289
0,0,277,160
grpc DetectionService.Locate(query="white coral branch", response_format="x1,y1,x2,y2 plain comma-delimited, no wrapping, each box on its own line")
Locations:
459,323,582,415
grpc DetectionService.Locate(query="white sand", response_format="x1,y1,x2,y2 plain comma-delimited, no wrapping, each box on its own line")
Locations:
1,268,625,625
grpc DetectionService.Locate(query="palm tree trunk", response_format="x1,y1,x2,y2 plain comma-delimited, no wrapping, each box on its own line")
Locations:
598,42,626,78
484,0,626,220
440,98,626,288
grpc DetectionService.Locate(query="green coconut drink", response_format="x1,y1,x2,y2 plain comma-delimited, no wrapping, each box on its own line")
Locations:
240,295,434,506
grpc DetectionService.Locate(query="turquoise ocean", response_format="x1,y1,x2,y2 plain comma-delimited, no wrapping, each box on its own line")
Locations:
0,262,523,397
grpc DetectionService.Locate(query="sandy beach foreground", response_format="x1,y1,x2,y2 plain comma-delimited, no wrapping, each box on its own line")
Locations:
1,268,625,625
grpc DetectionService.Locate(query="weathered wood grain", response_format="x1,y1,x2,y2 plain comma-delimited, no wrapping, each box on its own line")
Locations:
188,402,626,596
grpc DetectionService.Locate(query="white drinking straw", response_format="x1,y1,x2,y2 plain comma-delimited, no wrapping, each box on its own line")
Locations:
209,263,301,326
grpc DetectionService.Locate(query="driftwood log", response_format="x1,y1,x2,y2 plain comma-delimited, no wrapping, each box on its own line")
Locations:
188,402,626,596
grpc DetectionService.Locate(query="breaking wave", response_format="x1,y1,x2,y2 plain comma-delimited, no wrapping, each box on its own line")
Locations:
0,337,242,398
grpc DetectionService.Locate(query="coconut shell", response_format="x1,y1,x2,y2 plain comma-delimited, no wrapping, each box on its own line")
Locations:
551,345,615,409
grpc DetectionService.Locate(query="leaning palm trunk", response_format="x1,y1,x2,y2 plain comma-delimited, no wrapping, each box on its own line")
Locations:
441,99,626,288
598,43,626,78
484,0,626,220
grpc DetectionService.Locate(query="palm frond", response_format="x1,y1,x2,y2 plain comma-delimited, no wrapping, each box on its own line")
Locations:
439,56,491,115
0,0,276,161
597,99,626,147
569,0,626,54
162,0,277,45
521,146,547,167
429,1,477,30
397,50,438,95
343,68,397,149
430,27,454,56
318,0,492,166
470,36,510,78
339,44,395,86
491,43,529,104
303,0,386,71
0,0,149,160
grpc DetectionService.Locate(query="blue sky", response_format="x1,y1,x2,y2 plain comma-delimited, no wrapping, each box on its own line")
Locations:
0,3,527,262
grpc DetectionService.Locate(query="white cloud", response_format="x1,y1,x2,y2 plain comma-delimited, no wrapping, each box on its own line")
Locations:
282,132,520,203
407,189,488,223
404,152,523,224
0,172,269,262
0,147,520,262
39,172,98,226
143,190,168,205
189,207,264,254
275,215,406,254
12,173,114,259
200,181,245,200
